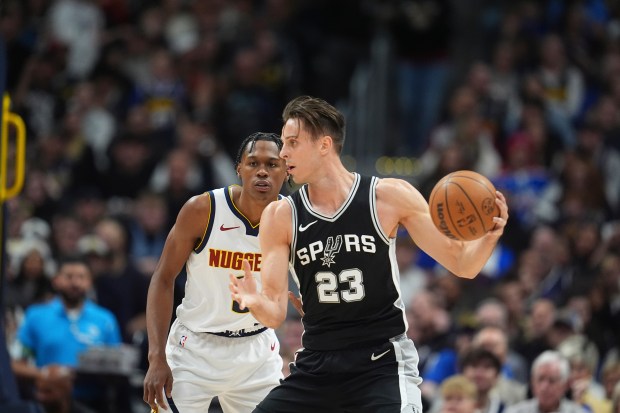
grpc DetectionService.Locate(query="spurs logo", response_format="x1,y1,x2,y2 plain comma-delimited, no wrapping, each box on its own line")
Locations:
296,234,376,266
321,235,342,267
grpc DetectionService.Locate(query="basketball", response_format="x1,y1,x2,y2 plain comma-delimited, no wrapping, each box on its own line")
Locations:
428,170,498,241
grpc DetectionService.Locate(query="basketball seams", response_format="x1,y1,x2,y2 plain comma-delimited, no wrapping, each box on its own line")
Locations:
446,175,496,197
449,181,490,233
444,183,467,239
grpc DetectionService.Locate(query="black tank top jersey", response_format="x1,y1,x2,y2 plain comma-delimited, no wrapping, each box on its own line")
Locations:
285,174,408,351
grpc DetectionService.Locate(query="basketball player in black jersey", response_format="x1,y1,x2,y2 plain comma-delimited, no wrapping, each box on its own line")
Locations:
230,96,509,413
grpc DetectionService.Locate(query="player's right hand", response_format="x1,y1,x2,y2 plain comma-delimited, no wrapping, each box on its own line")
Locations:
143,358,173,411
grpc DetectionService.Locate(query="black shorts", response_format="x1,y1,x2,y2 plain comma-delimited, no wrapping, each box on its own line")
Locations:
254,334,423,413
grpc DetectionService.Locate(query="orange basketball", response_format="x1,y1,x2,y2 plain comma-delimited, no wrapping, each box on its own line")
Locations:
428,170,498,241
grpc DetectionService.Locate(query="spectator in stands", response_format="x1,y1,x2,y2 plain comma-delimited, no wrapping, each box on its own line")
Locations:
127,191,169,275
572,118,620,213
426,347,506,413
6,239,55,311
92,218,149,345
536,154,610,226
99,133,158,200
35,364,96,413
602,360,620,403
515,298,556,369
149,148,204,229
535,33,586,146
50,213,85,259
472,326,527,406
47,0,104,80
506,350,587,413
474,300,528,384
612,382,620,413
438,375,478,413
461,348,506,413
557,334,611,413
494,278,528,344
12,257,121,412
590,253,620,355
494,127,552,232
70,187,107,231
419,85,502,182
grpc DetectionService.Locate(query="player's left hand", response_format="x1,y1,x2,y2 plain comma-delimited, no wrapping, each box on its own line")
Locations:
488,191,509,237
229,260,259,310
288,292,304,317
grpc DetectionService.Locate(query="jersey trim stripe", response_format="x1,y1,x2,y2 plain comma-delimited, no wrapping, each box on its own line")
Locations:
194,191,215,253
285,197,302,310
224,185,259,236
389,239,408,317
299,173,361,221
370,176,390,245
285,197,298,267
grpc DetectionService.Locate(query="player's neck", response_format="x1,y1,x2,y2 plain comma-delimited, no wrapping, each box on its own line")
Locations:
306,167,355,216
234,186,271,225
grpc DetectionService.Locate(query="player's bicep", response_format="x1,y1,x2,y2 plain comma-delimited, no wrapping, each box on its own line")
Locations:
379,179,457,260
152,195,210,281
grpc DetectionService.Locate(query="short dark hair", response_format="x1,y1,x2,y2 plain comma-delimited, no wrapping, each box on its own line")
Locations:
56,255,91,275
282,96,346,154
459,348,502,373
234,132,283,169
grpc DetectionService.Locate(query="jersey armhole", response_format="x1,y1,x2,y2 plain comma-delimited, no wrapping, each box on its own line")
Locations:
370,177,390,245
194,191,215,253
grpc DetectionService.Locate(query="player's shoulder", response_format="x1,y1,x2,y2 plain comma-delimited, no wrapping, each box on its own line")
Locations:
264,197,292,218
374,176,417,196
182,189,220,214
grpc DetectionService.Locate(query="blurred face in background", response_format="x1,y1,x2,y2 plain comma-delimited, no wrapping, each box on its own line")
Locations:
442,392,477,413
52,262,92,308
463,359,500,395
532,362,567,412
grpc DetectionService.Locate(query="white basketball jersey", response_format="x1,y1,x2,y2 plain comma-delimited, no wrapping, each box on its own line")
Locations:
175,186,275,333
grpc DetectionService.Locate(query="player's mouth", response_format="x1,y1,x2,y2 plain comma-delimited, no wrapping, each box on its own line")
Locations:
254,179,272,192
286,165,295,173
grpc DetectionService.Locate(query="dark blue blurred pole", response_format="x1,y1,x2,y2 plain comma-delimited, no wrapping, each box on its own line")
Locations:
0,32,43,413
0,30,4,314
0,30,21,405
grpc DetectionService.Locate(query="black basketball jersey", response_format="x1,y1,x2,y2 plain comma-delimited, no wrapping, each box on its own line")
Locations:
285,174,408,351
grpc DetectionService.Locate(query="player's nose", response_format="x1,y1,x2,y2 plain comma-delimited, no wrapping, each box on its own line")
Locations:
279,146,288,158
257,165,269,176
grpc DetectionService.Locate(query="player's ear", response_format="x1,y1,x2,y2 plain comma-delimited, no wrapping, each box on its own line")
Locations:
320,135,332,152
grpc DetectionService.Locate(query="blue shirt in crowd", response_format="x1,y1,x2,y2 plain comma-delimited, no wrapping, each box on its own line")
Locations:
18,297,121,367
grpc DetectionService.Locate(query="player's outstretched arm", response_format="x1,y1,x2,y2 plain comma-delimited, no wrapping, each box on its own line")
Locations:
230,200,291,328
377,178,508,279
143,194,210,411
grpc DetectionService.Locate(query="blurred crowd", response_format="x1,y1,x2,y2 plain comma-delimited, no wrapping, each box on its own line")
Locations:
2,0,620,413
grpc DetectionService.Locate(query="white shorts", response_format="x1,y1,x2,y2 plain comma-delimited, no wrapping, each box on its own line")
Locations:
166,319,283,413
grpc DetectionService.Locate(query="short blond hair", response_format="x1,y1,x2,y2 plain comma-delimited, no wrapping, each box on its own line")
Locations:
440,375,477,400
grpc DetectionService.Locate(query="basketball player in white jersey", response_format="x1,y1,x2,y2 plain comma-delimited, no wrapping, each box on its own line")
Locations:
143,132,288,413
230,96,509,412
